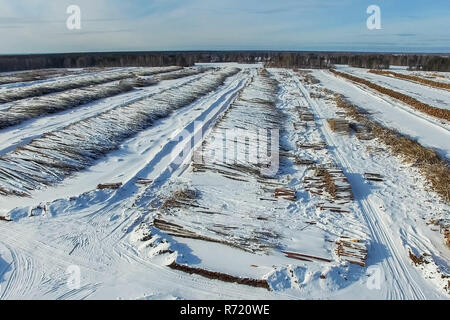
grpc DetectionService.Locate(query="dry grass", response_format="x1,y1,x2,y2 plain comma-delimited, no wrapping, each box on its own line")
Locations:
330,69,450,121
369,69,450,90
333,94,450,204
408,250,429,266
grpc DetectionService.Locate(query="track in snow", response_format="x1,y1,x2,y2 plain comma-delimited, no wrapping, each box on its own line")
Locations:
292,72,433,299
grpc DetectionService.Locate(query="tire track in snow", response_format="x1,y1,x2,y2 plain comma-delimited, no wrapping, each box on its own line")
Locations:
0,244,41,300
292,72,427,300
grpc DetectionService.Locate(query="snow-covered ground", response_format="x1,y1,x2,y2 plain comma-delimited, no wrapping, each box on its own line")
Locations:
313,70,450,159
0,64,448,300
389,67,450,85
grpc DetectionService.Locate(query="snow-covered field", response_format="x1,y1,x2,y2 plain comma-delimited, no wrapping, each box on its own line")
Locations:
0,63,448,300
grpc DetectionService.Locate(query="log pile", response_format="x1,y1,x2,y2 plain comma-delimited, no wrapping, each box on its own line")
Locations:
336,238,367,267
298,109,315,122
168,262,271,290
298,142,328,150
327,118,350,134
364,172,384,182
369,69,450,91
274,188,296,201
283,251,332,263
97,182,122,190
304,166,353,202
349,123,375,140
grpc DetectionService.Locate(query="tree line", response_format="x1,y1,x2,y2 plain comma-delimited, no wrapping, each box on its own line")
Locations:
0,51,448,72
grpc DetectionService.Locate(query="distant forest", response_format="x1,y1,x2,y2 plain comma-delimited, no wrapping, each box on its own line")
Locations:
0,51,449,72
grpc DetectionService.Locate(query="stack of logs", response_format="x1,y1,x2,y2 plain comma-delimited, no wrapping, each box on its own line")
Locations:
327,118,350,134
274,188,296,201
336,238,367,267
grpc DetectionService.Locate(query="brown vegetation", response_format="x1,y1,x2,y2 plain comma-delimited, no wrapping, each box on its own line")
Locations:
330,69,450,121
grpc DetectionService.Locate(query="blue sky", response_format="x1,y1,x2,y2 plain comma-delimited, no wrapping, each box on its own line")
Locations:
0,0,449,54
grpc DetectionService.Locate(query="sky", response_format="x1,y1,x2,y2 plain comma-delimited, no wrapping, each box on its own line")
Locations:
0,0,449,54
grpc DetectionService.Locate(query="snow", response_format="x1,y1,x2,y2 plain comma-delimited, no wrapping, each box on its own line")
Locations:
0,63,448,300
335,65,450,111
313,69,450,159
